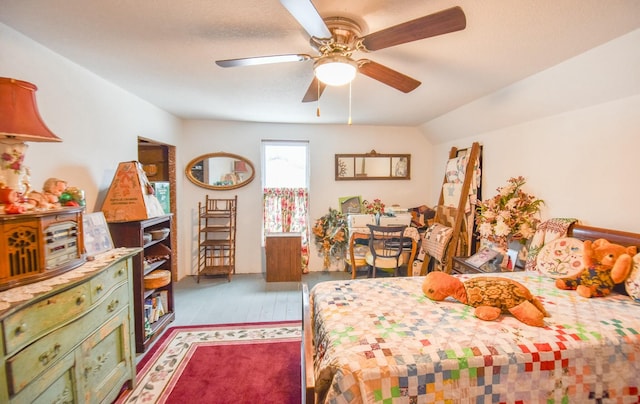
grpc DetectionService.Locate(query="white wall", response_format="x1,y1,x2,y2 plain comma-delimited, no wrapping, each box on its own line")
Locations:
424,29,640,234
0,23,181,211
180,121,432,276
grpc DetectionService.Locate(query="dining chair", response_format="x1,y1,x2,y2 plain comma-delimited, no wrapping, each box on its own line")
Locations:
365,224,408,277
346,231,371,279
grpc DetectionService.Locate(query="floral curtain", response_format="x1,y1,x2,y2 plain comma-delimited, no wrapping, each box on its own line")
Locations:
263,187,310,272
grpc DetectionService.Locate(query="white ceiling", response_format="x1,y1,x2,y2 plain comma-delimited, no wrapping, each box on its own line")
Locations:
2,0,640,127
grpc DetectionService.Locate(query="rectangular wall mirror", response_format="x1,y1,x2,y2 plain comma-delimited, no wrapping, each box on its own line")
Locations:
335,150,411,180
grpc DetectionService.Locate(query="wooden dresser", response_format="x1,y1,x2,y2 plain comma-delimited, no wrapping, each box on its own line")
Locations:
0,248,139,403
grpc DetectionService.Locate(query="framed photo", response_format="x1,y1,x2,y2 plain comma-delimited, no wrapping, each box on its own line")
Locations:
465,247,499,267
505,248,519,271
338,196,362,214
83,212,114,259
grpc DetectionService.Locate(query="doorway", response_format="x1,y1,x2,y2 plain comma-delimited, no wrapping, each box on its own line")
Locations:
138,137,178,280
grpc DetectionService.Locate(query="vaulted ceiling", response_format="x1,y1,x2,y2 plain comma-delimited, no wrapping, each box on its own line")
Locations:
2,0,640,127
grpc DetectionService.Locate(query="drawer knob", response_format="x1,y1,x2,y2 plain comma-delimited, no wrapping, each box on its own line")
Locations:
95,285,103,293
76,295,86,305
15,323,27,335
117,269,125,276
39,343,61,366
107,299,120,312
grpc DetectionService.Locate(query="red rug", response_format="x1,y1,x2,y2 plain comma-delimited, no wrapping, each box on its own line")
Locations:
116,321,302,404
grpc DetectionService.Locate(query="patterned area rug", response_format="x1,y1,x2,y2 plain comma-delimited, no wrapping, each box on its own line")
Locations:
116,321,302,403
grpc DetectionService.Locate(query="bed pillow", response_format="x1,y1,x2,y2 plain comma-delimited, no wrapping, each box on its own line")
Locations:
625,253,640,302
536,237,584,279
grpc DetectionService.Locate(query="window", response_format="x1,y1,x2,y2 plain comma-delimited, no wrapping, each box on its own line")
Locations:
262,140,311,272
262,141,309,188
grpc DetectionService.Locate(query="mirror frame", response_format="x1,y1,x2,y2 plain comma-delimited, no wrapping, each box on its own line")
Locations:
335,150,411,181
185,152,256,190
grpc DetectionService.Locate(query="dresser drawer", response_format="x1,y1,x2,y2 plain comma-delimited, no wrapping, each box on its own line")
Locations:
90,258,128,303
11,350,76,404
6,283,130,395
2,283,91,355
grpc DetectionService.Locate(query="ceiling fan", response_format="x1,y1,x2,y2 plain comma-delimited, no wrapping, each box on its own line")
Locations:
215,0,466,103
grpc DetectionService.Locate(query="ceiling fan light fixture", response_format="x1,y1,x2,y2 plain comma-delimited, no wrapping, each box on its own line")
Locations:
314,55,357,86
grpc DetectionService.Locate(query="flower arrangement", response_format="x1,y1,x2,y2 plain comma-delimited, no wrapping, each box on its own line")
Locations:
312,208,348,267
476,176,544,247
362,198,385,215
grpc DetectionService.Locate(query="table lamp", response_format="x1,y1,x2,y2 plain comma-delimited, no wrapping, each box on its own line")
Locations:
0,77,62,195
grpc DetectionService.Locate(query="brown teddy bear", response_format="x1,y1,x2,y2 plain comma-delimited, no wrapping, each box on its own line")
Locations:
555,238,637,298
422,272,549,327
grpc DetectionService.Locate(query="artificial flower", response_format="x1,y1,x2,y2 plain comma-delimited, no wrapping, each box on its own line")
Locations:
362,198,385,215
313,208,348,263
476,176,544,247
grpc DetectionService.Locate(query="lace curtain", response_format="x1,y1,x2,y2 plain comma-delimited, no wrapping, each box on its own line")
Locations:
263,187,310,272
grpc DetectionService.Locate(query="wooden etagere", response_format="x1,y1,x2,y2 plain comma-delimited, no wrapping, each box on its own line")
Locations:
108,214,175,353
198,195,237,282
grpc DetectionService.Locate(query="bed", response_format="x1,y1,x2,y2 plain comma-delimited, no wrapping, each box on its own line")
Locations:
301,224,640,403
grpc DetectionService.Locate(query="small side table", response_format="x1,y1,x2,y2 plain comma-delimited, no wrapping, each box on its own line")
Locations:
452,256,522,275
265,232,302,282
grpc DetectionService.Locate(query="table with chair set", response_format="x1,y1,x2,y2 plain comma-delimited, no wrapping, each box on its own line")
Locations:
346,224,420,278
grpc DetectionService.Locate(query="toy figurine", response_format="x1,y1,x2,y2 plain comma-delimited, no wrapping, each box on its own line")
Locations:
42,177,68,204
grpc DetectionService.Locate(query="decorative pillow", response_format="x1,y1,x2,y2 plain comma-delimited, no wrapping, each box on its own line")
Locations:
536,237,584,279
422,223,453,263
625,253,640,302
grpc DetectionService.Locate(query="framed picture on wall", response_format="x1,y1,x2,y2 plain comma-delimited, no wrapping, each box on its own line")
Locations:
339,196,362,214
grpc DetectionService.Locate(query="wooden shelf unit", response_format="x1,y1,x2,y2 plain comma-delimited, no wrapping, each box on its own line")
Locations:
198,196,237,282
108,214,175,353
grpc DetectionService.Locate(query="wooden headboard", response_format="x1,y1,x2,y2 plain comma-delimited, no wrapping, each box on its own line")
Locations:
567,223,640,247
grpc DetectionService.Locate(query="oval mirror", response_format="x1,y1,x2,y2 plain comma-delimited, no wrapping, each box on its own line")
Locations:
185,152,255,190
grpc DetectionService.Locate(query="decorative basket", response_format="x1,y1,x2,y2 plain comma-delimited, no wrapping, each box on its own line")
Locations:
144,269,171,289
144,243,171,265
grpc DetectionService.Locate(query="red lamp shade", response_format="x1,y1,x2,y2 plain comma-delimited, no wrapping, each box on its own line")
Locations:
234,160,248,173
0,77,62,142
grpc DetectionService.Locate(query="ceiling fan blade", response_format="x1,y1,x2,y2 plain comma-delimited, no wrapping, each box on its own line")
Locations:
280,0,331,39
302,76,327,103
216,54,311,68
360,6,466,51
357,60,421,93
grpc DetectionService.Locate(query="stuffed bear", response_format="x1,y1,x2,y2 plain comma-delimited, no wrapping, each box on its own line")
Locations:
422,272,548,327
555,238,637,298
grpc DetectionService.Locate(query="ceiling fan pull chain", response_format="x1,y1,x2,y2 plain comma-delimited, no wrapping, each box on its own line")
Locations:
316,79,321,117
348,81,352,125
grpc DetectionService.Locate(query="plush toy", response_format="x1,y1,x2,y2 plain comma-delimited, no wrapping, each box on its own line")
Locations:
422,272,548,327
555,238,636,298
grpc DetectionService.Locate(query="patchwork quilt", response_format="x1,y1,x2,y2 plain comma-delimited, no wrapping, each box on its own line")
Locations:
310,273,640,403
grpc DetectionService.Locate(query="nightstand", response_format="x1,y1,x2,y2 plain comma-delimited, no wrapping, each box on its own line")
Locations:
451,256,521,274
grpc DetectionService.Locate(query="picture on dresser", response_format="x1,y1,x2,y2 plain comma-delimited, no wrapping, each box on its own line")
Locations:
83,212,114,259
465,247,499,267
339,196,362,214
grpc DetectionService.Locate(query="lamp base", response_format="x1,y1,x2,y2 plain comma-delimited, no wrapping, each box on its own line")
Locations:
0,140,28,194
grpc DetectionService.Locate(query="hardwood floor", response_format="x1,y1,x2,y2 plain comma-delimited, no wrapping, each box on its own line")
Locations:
171,271,351,327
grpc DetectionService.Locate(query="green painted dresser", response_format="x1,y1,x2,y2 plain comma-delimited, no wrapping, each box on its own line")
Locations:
0,248,139,403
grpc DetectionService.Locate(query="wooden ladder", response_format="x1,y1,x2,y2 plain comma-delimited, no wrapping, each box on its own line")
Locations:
426,142,482,273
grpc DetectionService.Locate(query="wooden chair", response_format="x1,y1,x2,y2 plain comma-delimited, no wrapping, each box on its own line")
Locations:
346,231,370,279
365,224,408,277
